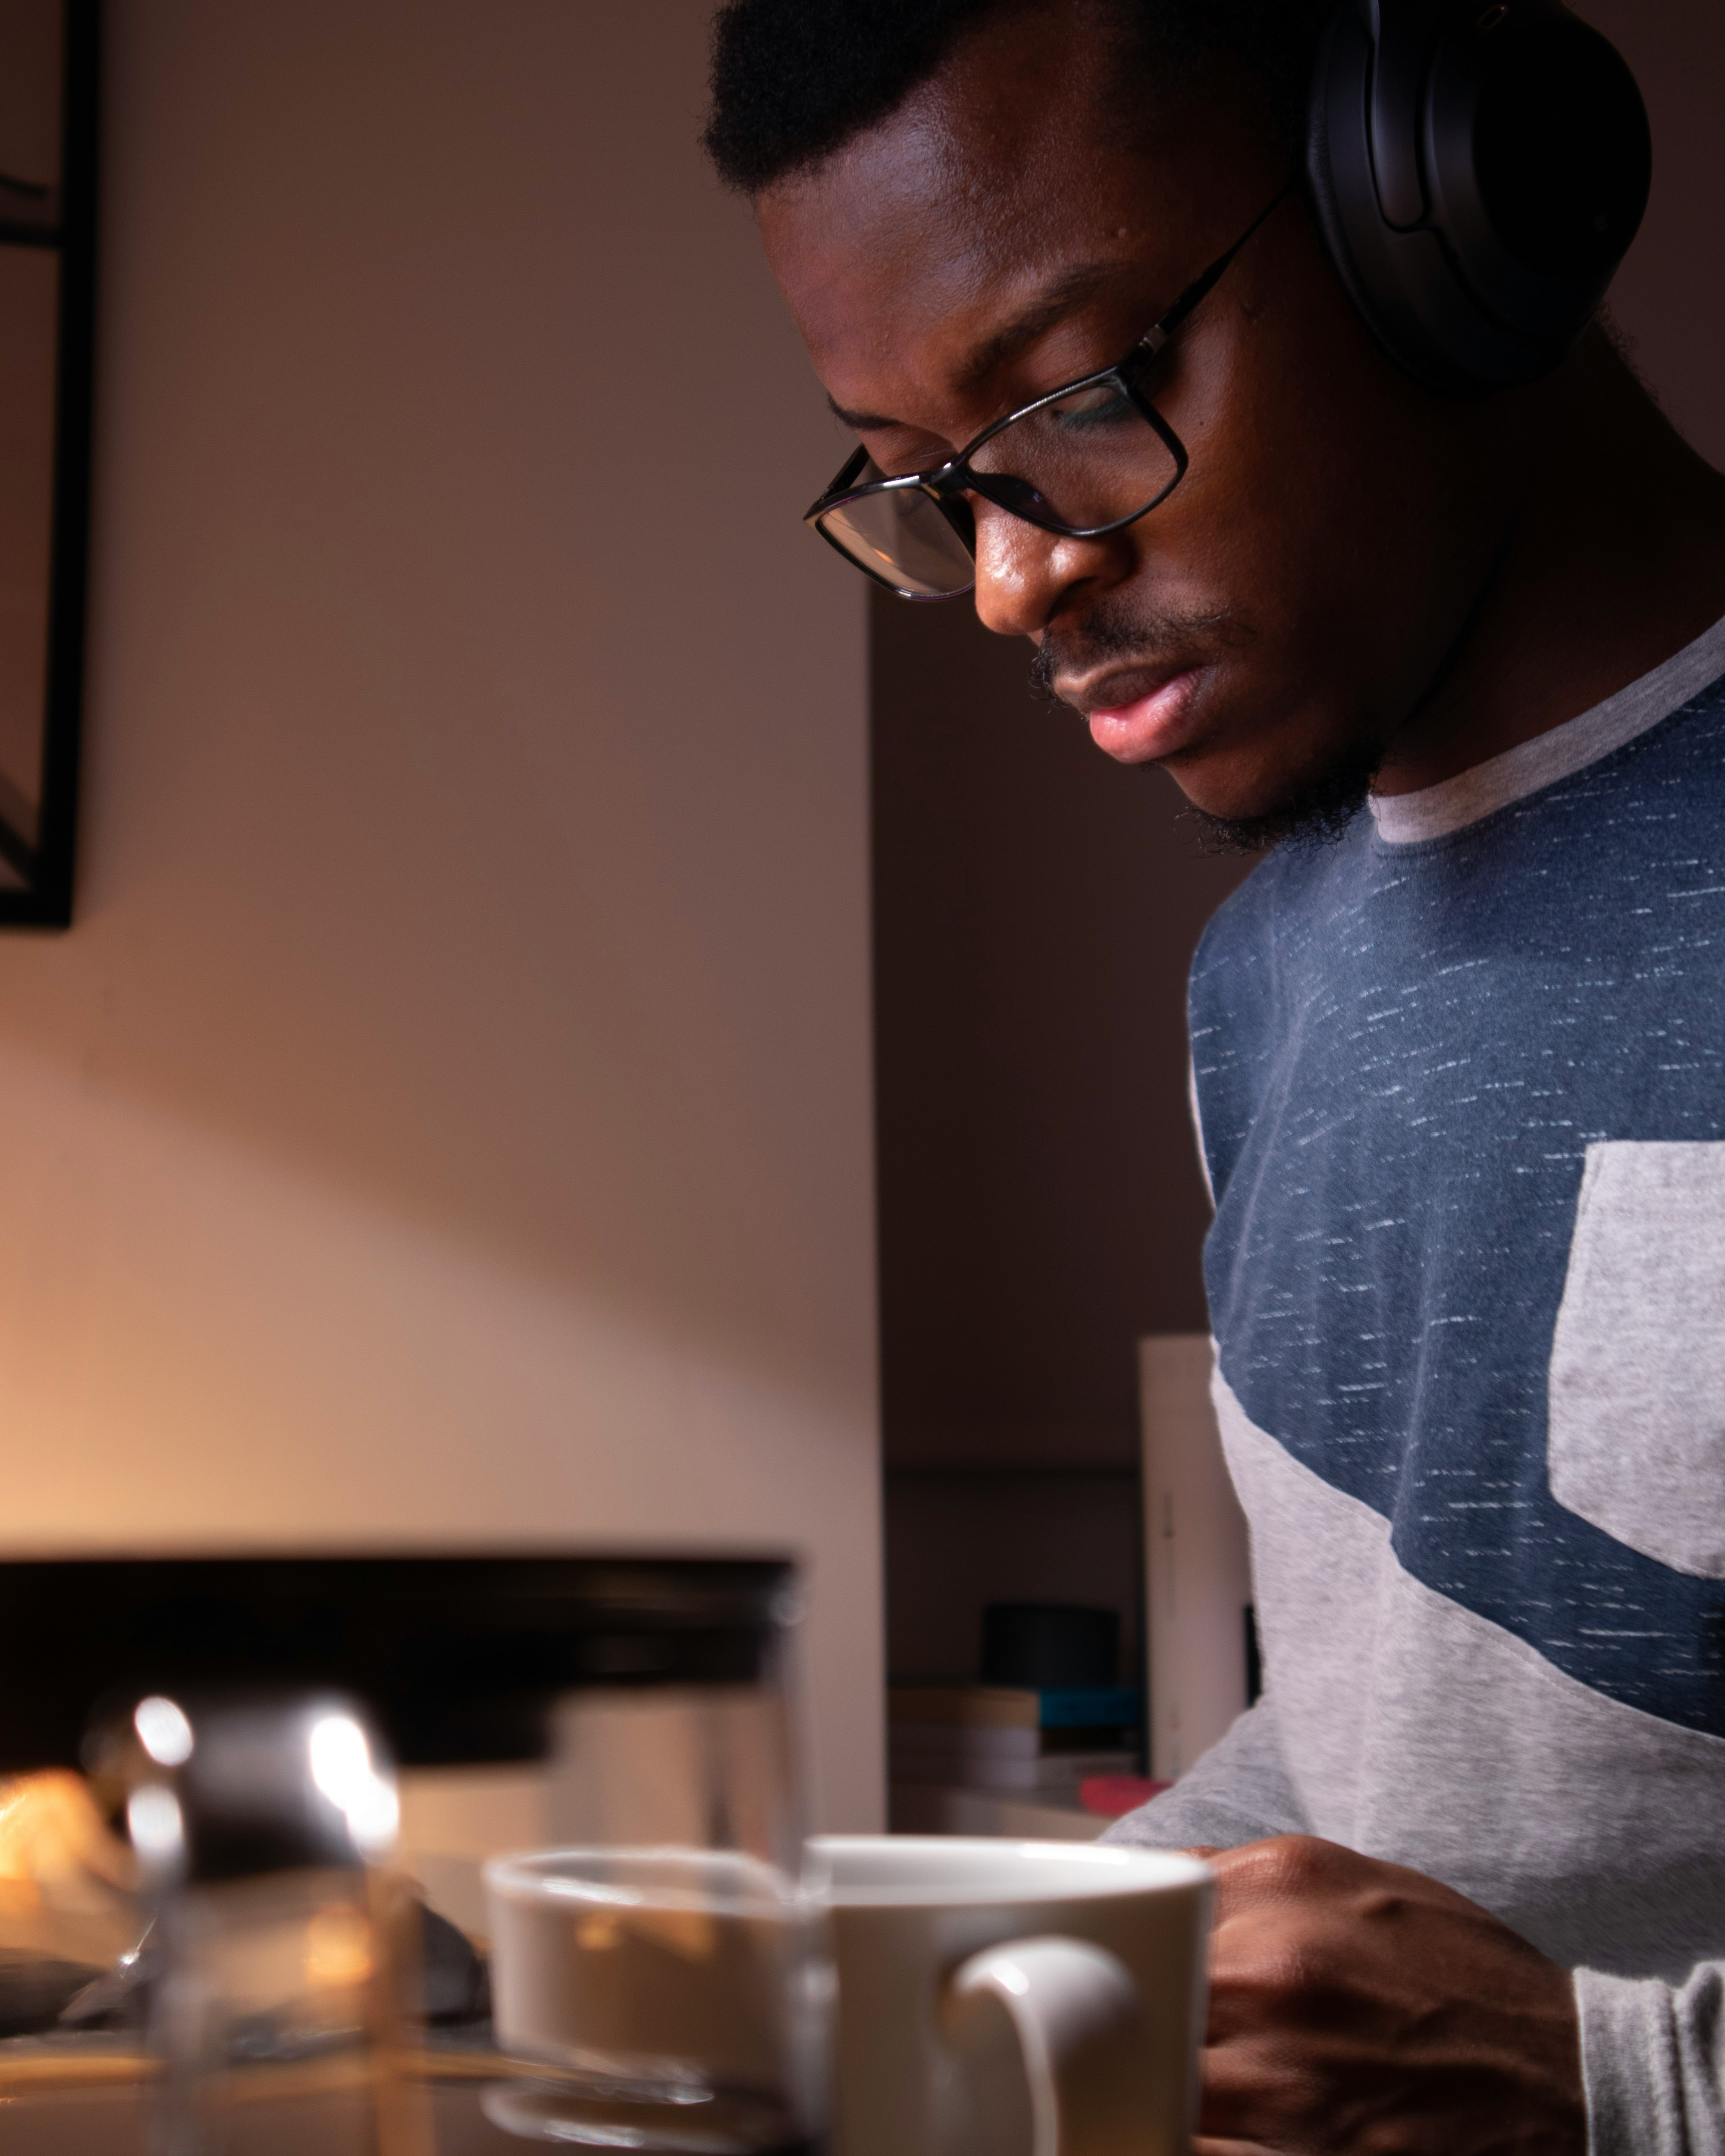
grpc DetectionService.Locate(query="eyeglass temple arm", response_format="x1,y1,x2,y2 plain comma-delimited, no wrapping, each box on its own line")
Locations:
1136,180,1296,357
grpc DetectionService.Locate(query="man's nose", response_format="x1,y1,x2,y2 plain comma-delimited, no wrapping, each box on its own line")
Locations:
968,503,1126,639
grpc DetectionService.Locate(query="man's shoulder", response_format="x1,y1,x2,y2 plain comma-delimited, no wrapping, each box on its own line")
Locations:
1601,661,1725,792
1197,666,1725,960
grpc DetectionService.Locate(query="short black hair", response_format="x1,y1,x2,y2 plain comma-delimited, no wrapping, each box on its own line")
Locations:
704,0,1329,195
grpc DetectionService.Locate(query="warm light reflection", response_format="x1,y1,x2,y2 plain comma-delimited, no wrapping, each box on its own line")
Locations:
0,1770,140,1964
308,1712,400,1855
0,1769,133,1888
134,1695,195,1767
126,1783,184,1868
304,1900,374,1988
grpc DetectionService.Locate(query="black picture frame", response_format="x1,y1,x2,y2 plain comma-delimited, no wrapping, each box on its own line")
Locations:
0,0,97,929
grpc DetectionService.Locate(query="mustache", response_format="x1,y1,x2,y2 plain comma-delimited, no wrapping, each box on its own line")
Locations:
1030,604,1249,706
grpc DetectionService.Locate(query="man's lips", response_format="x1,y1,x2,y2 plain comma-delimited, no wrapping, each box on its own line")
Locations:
1065,663,1209,764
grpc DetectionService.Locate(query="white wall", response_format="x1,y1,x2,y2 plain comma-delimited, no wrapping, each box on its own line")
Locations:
0,1,881,1826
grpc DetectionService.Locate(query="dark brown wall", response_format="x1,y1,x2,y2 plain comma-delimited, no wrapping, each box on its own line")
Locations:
872,592,1248,1476
1580,0,1725,469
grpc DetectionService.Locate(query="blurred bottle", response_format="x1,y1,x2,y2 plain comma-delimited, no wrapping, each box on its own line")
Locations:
115,1690,425,2156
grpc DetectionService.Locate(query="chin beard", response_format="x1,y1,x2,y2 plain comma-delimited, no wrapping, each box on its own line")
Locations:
1027,622,1382,854
1176,741,1381,855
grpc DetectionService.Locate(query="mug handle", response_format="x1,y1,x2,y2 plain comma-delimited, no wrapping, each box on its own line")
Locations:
941,1935,1158,2156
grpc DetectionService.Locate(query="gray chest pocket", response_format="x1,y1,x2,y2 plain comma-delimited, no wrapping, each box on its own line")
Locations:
1548,1140,1725,1577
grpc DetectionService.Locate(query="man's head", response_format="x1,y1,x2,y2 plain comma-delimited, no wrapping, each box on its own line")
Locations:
708,0,1554,846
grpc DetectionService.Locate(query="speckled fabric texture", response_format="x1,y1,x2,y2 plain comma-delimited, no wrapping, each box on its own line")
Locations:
1105,614,1725,2151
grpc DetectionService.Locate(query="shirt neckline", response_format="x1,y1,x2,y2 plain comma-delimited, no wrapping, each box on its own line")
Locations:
1368,610,1725,846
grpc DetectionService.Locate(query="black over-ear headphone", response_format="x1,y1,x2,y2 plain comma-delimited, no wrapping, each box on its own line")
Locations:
1307,0,1652,395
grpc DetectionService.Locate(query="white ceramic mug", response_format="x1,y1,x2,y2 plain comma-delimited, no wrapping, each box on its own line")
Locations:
814,1836,1211,2156
485,1835,1210,2156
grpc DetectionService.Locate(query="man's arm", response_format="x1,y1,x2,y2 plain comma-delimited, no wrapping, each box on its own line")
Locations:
1575,1962,1725,2156
1101,1696,1309,1852
1107,1707,1586,2153
1129,1829,1725,2156
1099,1695,1725,2153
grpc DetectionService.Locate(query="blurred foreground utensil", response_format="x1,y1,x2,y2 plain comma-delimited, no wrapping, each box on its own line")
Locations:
114,1689,426,2156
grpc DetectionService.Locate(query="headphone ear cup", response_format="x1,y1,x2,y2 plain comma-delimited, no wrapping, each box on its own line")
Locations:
1424,7,1650,344
1307,0,1650,397
1306,3,1504,394
1305,8,1438,384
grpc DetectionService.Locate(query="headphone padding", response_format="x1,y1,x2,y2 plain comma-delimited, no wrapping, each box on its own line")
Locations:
1308,0,1649,396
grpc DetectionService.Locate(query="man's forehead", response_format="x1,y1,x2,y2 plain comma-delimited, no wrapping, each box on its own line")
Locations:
756,11,1261,423
813,256,1133,433
761,16,1158,298
761,125,1213,432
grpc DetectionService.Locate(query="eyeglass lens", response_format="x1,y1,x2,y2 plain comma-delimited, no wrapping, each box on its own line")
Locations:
816,480,975,598
969,379,1179,530
817,381,1181,598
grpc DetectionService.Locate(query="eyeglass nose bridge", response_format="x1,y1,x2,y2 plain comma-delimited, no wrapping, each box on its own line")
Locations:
915,460,1054,556
941,465,1124,550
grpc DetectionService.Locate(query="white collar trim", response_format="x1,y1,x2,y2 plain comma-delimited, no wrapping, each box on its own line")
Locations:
1369,610,1725,846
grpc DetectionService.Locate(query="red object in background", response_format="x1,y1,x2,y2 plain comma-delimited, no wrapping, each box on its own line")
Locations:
1080,1774,1170,1818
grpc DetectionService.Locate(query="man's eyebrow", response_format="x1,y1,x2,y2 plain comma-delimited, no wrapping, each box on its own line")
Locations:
956,260,1123,390
824,259,1129,436
827,392,897,430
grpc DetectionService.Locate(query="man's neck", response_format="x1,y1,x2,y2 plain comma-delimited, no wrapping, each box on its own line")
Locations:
1373,328,1725,797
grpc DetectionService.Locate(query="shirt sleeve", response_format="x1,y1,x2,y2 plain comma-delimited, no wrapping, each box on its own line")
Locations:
1575,1962,1725,2156
1098,1695,1310,1851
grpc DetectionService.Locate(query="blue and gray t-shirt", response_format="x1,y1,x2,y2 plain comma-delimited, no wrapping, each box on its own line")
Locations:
1110,614,1725,2153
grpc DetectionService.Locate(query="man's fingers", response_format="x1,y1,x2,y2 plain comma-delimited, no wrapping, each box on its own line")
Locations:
1186,1840,1585,2156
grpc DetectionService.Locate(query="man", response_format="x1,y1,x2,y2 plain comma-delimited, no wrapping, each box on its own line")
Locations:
705,1,1725,2148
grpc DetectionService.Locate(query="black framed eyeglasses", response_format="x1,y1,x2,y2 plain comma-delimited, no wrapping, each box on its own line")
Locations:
804,186,1291,599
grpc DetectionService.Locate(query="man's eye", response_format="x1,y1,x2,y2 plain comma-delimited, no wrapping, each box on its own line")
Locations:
1043,382,1132,429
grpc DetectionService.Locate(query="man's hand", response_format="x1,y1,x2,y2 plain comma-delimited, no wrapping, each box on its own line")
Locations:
1187,1835,1585,2156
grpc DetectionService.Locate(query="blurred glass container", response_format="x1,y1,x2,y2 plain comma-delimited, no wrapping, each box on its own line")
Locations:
544,1681,801,1869
481,1578,826,2155
0,1554,815,2154
123,1690,422,2156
